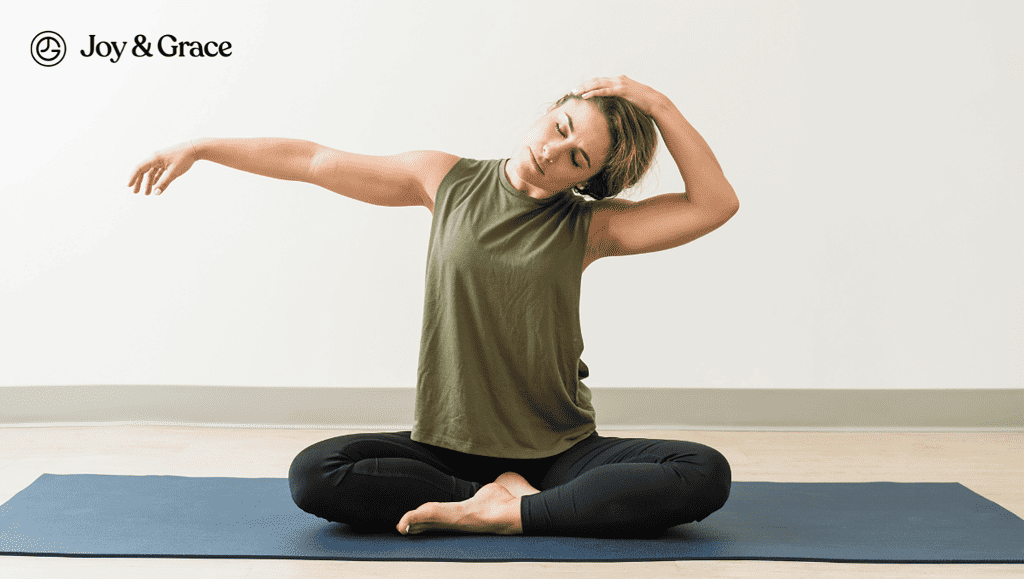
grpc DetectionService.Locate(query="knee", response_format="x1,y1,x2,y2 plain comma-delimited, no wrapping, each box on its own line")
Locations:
663,443,731,521
287,433,391,516
694,445,732,517
287,444,322,512
287,439,356,515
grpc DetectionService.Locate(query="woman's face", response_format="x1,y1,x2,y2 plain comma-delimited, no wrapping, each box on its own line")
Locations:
506,97,611,199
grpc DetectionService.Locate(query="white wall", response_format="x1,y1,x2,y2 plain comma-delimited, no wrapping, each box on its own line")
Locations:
2,0,1021,390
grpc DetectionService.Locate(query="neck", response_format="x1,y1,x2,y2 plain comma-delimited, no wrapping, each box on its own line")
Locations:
504,159,558,200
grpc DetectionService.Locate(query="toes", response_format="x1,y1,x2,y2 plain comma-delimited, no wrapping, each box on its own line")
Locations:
397,504,426,535
397,502,453,535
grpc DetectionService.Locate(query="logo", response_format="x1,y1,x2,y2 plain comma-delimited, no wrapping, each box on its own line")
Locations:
31,31,234,65
31,31,66,67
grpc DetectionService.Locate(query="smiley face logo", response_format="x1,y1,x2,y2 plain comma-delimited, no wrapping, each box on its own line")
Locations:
31,31,66,67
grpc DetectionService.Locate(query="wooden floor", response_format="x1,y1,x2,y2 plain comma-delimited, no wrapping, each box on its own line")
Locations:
0,426,1020,578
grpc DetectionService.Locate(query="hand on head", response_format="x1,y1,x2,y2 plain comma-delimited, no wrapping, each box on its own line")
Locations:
572,75,663,117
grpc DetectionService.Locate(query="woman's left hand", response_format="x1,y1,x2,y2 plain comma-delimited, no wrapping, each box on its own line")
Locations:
572,75,665,117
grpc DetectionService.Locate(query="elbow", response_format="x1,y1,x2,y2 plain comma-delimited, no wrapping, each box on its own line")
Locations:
708,182,738,217
725,187,739,216
718,203,739,230
721,196,740,220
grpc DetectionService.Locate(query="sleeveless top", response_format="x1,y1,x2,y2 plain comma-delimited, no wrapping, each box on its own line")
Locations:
411,158,597,458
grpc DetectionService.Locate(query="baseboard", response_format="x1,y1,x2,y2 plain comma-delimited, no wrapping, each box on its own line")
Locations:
1,386,1020,431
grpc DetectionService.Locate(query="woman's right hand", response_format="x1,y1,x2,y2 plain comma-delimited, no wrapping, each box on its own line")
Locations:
128,140,200,195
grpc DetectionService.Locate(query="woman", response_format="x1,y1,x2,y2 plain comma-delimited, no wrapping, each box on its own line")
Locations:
129,76,739,538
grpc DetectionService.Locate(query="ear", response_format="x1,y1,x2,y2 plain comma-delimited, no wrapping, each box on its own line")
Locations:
561,182,585,196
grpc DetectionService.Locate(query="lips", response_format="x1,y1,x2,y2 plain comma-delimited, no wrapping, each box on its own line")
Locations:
529,148,545,175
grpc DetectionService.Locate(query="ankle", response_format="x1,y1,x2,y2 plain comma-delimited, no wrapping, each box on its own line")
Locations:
494,472,540,498
490,494,523,534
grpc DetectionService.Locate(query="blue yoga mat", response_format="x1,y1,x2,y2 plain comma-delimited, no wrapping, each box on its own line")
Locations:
1,474,1021,563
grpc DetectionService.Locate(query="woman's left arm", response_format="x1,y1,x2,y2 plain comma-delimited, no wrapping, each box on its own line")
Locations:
576,76,739,261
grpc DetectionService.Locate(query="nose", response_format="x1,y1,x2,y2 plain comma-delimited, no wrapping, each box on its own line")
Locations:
541,140,568,163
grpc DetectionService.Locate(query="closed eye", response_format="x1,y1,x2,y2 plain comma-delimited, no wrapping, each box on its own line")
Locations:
555,122,580,167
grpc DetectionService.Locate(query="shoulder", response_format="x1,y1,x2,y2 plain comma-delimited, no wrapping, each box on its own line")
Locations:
402,150,461,178
400,151,461,210
430,157,510,201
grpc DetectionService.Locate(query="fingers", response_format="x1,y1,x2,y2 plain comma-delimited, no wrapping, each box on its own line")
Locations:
151,165,171,195
576,87,612,100
571,75,661,116
128,156,168,195
140,167,158,195
130,141,198,196
129,158,153,194
134,167,161,195
128,162,148,192
572,77,611,99
573,75,630,99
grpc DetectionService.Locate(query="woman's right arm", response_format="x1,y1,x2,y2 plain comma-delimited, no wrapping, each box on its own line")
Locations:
128,137,457,210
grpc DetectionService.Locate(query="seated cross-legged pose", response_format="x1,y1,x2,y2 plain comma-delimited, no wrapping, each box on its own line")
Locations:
129,75,739,538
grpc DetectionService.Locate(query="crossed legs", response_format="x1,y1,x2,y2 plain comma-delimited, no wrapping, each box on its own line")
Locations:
288,431,731,538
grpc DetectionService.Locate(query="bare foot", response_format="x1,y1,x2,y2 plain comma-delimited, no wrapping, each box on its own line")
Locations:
397,482,522,536
494,471,541,498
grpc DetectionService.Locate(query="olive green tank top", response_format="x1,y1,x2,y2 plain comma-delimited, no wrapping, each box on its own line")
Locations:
411,158,596,458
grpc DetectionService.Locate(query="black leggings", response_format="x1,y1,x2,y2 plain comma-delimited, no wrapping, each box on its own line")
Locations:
288,431,731,538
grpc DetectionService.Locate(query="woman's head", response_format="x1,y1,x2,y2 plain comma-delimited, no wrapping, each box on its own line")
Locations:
552,93,658,200
506,93,657,200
